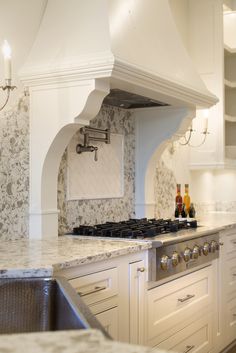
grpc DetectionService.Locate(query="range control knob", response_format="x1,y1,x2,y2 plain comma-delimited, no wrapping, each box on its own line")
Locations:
171,251,179,267
183,247,192,262
210,240,217,253
160,255,169,271
203,242,210,256
192,245,200,259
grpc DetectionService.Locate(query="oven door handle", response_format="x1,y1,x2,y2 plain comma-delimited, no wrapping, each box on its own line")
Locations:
178,294,195,303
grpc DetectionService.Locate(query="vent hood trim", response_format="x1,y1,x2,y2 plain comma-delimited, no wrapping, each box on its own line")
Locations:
20,54,218,108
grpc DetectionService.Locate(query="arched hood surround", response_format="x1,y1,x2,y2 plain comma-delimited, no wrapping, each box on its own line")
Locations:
19,0,218,238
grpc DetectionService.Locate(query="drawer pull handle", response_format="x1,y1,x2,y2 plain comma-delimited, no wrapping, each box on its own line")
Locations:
232,241,236,244
178,294,195,303
78,285,106,297
233,314,236,317
183,345,195,353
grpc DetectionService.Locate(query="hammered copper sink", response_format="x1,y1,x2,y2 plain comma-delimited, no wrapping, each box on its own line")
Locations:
0,276,106,335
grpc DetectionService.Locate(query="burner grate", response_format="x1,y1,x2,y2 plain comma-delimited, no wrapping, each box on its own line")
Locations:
72,218,197,239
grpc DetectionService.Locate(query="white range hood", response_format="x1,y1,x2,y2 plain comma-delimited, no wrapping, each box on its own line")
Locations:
20,0,218,239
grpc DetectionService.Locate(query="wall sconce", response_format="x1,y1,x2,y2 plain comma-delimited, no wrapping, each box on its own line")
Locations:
179,110,209,147
0,40,16,112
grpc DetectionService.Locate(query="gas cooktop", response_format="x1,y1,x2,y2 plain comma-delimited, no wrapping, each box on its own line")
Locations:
72,218,197,240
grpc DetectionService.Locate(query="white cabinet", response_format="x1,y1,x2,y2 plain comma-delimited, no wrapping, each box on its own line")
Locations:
224,47,236,164
55,232,236,352
219,229,236,348
69,267,118,306
129,260,146,345
146,265,214,349
188,0,225,169
56,251,147,343
96,307,118,339
155,315,212,353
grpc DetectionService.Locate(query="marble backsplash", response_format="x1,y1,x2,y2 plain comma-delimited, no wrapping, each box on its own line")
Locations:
0,98,135,238
154,158,176,219
57,104,135,235
0,95,29,239
0,96,235,239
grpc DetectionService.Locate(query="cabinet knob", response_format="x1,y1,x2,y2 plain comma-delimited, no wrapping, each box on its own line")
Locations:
137,267,145,272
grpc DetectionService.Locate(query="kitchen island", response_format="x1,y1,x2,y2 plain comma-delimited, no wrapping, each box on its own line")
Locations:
0,214,235,353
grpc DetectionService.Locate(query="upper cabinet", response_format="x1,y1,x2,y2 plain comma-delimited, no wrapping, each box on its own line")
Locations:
188,0,236,169
224,9,236,164
188,0,224,169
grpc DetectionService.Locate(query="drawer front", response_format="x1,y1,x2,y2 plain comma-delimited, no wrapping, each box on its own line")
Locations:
155,315,212,353
96,307,118,340
147,266,213,342
224,257,236,295
69,267,118,306
224,233,236,256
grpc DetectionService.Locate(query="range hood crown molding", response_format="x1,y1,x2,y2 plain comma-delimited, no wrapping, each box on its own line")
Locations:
20,55,217,108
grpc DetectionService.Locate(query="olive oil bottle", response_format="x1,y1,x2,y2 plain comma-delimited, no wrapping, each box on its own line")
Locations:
183,184,191,215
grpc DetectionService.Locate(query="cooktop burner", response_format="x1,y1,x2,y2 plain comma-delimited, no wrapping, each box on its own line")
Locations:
72,218,197,239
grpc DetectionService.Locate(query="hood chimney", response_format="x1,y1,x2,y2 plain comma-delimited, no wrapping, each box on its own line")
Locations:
20,0,218,238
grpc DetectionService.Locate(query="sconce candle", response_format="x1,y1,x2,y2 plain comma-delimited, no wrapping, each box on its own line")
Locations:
0,40,16,112
203,118,208,132
2,40,12,81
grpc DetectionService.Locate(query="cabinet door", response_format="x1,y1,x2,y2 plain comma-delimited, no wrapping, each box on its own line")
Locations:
225,296,236,346
147,266,213,345
96,307,118,340
129,260,146,345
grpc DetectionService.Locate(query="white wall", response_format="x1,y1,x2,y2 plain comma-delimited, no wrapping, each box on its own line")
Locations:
0,0,47,107
191,169,236,203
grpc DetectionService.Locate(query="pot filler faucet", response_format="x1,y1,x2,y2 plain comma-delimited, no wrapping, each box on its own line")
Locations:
76,126,110,161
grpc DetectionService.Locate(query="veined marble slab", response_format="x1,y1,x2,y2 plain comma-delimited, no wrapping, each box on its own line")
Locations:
0,236,152,278
0,329,162,353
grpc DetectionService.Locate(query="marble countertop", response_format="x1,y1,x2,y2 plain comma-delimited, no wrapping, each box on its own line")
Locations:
0,236,152,278
149,212,236,247
0,329,161,353
1,213,236,278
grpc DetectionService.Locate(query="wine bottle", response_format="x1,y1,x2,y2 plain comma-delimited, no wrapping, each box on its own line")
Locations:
174,204,179,218
181,203,187,218
175,184,183,214
189,203,196,218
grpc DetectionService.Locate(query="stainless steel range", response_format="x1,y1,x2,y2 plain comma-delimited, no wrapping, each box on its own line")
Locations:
72,218,220,283
148,232,220,282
